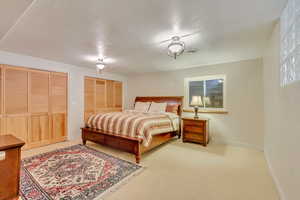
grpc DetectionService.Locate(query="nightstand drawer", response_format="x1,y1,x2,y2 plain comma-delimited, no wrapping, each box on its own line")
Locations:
183,125,204,133
184,132,204,141
183,120,205,127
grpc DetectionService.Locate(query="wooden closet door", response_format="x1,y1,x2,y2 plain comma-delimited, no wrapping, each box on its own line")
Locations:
5,68,28,114
4,67,29,144
0,118,5,135
84,78,95,121
84,77,123,119
0,66,2,115
6,116,28,142
28,71,51,147
0,66,4,135
95,79,106,113
106,80,114,108
113,81,122,108
51,72,67,142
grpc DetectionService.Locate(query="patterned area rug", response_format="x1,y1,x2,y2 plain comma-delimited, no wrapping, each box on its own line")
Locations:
20,144,142,200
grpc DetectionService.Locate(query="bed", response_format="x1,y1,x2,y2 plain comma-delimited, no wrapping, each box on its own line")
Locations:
81,96,183,163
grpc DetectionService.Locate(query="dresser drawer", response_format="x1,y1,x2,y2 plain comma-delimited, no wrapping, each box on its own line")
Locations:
183,119,205,127
184,132,204,141
184,125,204,133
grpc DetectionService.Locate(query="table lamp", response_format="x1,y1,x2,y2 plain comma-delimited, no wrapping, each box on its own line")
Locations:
190,96,203,119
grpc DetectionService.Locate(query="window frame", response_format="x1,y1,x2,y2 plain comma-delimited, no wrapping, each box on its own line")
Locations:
184,74,227,111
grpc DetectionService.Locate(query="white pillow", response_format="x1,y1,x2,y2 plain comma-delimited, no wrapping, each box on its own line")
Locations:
148,102,167,113
134,102,151,112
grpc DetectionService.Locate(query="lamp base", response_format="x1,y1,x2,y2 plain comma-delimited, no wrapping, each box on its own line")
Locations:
194,106,199,119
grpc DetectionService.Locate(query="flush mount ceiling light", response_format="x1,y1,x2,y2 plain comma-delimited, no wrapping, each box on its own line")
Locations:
167,36,185,59
96,58,105,72
158,32,200,59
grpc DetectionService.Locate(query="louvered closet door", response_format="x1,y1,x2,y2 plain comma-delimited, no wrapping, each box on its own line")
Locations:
51,72,67,142
84,77,123,122
0,118,5,135
106,80,114,108
28,70,51,148
113,81,122,108
0,66,4,135
84,78,95,121
95,79,106,113
4,67,29,146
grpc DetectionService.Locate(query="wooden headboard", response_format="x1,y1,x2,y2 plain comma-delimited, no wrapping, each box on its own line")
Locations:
134,96,183,116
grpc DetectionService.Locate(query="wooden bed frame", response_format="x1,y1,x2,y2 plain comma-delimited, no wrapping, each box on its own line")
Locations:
81,96,183,163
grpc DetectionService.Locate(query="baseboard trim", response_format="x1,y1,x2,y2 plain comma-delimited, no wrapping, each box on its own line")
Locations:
264,150,286,200
210,138,263,151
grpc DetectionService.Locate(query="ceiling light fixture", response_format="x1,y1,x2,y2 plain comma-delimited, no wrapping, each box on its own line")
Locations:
168,36,185,59
96,58,105,72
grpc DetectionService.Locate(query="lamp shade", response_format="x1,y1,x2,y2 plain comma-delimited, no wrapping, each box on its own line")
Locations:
190,96,203,106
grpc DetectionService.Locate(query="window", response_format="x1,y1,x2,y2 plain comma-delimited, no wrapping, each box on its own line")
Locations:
280,0,300,86
184,75,226,110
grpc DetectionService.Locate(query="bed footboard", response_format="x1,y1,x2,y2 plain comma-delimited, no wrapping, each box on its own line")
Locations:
81,128,178,163
82,128,141,163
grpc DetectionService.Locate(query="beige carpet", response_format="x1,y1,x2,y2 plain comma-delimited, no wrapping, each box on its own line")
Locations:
22,139,279,200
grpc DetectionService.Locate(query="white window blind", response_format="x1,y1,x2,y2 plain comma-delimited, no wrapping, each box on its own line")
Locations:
280,0,300,86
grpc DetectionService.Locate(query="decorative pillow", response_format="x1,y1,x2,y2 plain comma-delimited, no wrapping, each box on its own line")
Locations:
134,102,151,112
148,102,167,113
166,104,179,114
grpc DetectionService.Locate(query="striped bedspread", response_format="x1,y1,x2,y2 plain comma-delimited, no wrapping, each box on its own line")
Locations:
86,110,179,146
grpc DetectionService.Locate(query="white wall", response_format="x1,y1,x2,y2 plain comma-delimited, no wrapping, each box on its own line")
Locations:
263,23,300,200
127,59,264,150
0,50,128,140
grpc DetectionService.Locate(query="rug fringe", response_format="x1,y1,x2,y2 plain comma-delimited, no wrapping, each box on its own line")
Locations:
95,166,145,200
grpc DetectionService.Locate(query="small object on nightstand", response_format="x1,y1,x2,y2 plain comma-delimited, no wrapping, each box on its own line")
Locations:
182,117,209,146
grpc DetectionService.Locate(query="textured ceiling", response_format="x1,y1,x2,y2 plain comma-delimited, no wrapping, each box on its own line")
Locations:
0,0,287,75
0,0,33,39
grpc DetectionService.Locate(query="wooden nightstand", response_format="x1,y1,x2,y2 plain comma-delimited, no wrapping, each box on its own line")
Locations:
182,117,209,146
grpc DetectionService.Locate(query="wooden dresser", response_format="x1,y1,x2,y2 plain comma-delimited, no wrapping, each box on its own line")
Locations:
182,117,209,146
0,135,25,200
